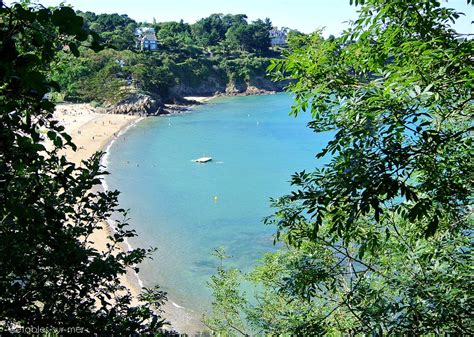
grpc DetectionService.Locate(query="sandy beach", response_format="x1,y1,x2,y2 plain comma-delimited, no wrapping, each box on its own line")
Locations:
183,96,217,103
54,102,208,335
53,103,142,299
54,104,139,166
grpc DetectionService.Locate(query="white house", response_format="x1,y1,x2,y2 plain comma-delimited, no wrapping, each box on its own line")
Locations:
135,27,158,51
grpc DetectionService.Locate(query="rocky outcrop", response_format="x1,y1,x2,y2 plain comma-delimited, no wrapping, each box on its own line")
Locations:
225,78,248,95
106,93,164,116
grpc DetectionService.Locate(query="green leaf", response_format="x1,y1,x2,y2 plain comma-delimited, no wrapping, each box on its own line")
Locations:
425,215,439,238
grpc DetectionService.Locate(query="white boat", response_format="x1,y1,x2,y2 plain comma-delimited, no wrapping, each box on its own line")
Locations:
193,156,212,163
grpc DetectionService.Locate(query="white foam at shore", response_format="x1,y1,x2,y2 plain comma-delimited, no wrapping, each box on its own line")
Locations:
100,117,145,289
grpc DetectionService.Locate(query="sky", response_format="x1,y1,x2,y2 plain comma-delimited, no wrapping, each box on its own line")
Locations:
8,0,474,36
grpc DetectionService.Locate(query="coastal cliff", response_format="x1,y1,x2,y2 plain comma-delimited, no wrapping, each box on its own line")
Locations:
105,76,288,116
170,75,286,97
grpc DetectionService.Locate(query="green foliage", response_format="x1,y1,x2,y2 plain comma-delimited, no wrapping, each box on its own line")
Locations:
0,2,167,333
48,11,277,103
51,48,128,104
204,249,335,335
225,18,272,54
154,20,193,48
152,12,272,54
205,263,250,335
207,0,473,334
191,13,248,47
79,11,138,50
219,55,270,82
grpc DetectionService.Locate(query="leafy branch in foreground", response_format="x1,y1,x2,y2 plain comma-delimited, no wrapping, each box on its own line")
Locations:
206,0,473,334
0,2,167,334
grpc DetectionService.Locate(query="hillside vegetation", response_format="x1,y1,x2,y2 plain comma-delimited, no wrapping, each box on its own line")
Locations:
51,12,290,105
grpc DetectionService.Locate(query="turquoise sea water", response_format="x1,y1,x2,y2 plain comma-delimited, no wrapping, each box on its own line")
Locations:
105,93,332,323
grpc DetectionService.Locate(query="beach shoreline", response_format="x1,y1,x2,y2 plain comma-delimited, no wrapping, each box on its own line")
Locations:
54,103,143,300
54,100,214,335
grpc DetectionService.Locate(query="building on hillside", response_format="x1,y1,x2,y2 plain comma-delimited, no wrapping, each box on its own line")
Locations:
135,27,158,51
269,27,290,46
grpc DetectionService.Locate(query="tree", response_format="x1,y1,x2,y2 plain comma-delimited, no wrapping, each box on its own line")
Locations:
0,2,167,333
225,22,249,51
192,13,249,47
225,18,272,54
79,11,138,50
191,13,229,47
246,18,272,54
206,0,473,334
154,20,192,48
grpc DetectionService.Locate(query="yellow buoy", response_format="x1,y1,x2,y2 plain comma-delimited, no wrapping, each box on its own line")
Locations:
214,196,218,203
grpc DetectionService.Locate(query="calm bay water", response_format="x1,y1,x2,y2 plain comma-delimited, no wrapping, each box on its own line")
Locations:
105,93,332,320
